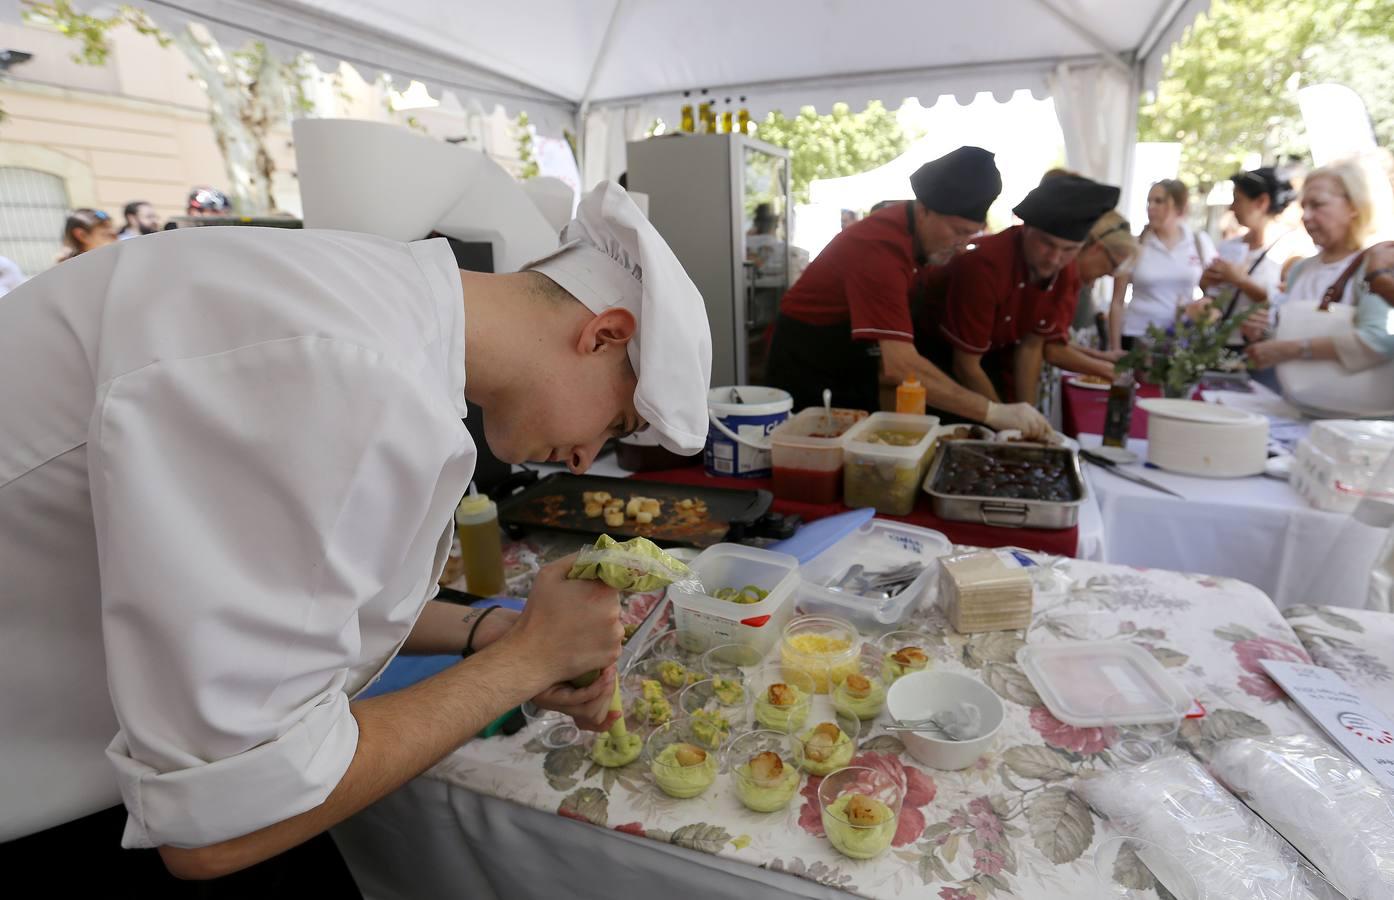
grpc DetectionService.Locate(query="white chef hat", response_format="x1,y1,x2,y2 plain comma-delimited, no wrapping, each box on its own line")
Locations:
523,182,713,455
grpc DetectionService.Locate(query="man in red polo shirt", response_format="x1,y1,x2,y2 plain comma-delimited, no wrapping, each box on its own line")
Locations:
916,173,1120,406
765,147,1050,437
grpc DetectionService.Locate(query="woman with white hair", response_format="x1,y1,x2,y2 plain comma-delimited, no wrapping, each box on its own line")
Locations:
1245,161,1394,416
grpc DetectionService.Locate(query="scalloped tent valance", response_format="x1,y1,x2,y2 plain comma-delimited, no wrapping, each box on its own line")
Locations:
24,0,1206,133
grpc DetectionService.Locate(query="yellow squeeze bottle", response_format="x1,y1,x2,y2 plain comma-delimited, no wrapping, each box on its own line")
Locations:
455,484,506,597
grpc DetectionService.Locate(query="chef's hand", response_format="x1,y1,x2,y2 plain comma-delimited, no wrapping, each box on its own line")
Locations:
985,401,1052,440
532,665,620,731
1245,339,1299,370
1080,346,1127,363
1241,306,1271,343
506,554,624,690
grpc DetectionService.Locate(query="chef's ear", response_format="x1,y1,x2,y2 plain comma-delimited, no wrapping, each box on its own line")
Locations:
578,307,636,356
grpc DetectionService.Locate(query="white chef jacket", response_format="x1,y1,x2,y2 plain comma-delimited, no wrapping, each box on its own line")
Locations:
0,227,476,848
1122,224,1217,337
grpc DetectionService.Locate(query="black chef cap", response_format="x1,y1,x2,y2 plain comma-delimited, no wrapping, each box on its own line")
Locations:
1230,167,1295,215
909,146,1002,223
1012,174,1121,242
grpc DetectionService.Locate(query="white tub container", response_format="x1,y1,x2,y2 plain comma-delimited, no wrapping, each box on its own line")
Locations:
1137,399,1268,477
669,544,799,657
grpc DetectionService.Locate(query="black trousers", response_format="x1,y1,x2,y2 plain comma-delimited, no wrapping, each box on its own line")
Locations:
0,804,362,898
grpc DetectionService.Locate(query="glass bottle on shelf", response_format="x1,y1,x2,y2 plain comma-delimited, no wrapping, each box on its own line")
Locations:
721,98,734,134
680,90,695,132
738,96,751,135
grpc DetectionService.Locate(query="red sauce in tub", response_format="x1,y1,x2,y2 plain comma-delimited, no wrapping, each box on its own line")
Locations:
773,466,842,504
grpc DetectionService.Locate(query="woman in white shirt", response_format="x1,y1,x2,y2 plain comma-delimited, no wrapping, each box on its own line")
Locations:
1200,167,1297,346
1108,179,1217,350
1245,162,1394,416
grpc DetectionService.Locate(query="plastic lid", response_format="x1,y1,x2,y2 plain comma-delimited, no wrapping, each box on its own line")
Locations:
767,508,875,563
1016,641,1190,727
1135,399,1264,426
455,484,496,524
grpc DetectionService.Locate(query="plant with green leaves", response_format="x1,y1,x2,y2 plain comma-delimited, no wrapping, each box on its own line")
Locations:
756,101,913,204
1115,303,1259,396
1139,0,1394,191
514,111,540,180
21,1,334,213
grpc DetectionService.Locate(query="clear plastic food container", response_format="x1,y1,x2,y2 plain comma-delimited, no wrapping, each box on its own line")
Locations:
668,544,799,658
779,614,861,694
841,412,940,515
770,408,867,504
795,519,951,633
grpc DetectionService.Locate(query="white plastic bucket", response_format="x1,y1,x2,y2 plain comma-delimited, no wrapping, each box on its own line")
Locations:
705,386,792,478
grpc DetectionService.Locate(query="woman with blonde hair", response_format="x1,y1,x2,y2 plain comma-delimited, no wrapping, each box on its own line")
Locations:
1245,161,1394,416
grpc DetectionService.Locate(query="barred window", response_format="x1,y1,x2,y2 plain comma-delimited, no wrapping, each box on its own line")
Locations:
0,167,70,277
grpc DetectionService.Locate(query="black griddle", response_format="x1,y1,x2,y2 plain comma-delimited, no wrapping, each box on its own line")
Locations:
497,473,774,548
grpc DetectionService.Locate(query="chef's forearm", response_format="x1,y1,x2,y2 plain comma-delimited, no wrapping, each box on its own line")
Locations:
158,633,549,880
402,600,518,655
1011,337,1045,405
1043,341,1113,379
952,351,1001,404
879,339,991,422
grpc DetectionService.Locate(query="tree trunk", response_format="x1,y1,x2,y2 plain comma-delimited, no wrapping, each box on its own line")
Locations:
170,28,281,214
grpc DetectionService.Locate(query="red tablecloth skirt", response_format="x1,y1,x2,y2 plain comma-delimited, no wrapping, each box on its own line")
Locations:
1060,380,1164,439
629,465,1079,557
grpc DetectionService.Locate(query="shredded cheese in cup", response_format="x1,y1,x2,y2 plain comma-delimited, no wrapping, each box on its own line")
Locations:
780,616,860,693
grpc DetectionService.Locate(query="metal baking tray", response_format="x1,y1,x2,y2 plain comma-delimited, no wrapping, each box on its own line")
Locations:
922,440,1086,530
497,473,772,548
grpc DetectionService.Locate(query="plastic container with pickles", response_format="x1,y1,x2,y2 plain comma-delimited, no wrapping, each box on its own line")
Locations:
841,412,939,515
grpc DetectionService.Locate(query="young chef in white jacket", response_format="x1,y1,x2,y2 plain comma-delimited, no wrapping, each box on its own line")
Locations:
0,181,711,890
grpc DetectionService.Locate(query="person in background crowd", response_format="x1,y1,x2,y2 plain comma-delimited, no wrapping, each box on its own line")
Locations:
764,147,1050,437
1071,210,1140,356
1245,162,1391,385
1200,167,1297,347
840,209,860,230
746,202,787,278
187,186,232,217
1108,179,1217,351
117,201,161,240
56,209,117,263
914,173,1121,406
0,255,25,298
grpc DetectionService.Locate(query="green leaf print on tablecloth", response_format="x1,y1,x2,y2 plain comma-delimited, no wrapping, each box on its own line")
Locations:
1025,787,1093,864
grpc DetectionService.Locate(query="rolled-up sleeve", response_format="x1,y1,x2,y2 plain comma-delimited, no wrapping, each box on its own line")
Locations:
89,336,456,849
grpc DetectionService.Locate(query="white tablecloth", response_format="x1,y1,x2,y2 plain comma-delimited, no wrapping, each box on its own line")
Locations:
1079,434,1382,609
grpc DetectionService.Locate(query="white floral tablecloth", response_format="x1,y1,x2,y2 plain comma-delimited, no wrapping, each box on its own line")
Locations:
417,558,1333,900
1283,604,1394,721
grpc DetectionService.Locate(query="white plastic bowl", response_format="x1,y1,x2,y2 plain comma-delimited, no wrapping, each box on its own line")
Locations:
885,671,1004,770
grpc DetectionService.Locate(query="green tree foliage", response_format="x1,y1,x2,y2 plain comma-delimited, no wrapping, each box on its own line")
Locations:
514,111,540,180
1139,0,1394,190
757,101,913,203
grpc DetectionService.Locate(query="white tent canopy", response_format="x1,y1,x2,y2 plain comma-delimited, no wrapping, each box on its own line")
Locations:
4,0,1210,188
